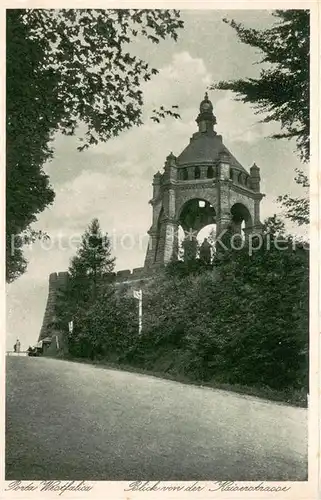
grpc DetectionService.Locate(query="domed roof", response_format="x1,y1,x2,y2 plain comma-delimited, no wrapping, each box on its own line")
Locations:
176,94,248,174
177,133,246,172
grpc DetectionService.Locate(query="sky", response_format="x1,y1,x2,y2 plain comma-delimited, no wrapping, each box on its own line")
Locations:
6,9,308,350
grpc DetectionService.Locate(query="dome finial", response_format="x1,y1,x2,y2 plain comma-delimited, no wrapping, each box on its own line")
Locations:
199,92,213,113
197,92,216,133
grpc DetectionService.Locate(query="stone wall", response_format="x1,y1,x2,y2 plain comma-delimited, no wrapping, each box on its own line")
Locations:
39,272,69,341
38,266,158,342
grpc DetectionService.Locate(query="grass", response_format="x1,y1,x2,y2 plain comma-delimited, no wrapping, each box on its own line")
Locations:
45,350,307,408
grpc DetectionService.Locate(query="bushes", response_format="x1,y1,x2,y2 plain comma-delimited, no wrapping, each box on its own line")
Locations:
66,286,138,360
57,235,309,403
126,241,309,396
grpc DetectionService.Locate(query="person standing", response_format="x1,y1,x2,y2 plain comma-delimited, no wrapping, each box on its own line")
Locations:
199,237,212,265
15,339,21,354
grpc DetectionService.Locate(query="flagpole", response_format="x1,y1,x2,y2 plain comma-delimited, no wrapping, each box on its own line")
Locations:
133,289,143,335
138,291,142,335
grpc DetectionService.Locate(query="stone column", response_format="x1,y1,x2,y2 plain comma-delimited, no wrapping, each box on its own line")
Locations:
149,187,179,265
200,165,207,179
167,153,177,182
144,228,158,268
215,152,233,252
216,152,232,236
152,172,162,199
254,198,261,226
144,194,163,267
216,181,232,246
187,166,195,180
163,219,179,263
219,152,230,181
252,194,264,233
163,187,178,263
250,163,261,192
168,188,175,219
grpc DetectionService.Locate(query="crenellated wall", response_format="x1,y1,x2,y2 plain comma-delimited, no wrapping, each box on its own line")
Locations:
38,266,159,342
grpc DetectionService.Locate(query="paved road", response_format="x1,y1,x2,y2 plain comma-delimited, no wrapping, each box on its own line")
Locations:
6,356,307,481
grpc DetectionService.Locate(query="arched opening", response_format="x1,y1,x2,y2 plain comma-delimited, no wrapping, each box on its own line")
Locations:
207,165,214,179
231,203,252,237
179,198,216,233
178,198,216,263
194,166,200,179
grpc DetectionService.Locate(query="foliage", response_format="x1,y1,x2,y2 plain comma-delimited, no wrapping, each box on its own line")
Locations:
262,214,286,236
6,234,27,284
6,11,56,282
181,237,199,261
165,258,210,279
60,233,308,401
68,218,115,303
139,239,308,392
66,286,137,360
277,168,309,226
6,228,50,283
54,219,116,349
212,11,310,227
6,9,184,282
151,105,180,123
212,10,310,163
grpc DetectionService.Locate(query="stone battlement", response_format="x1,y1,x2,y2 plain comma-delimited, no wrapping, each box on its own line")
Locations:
49,271,69,285
48,266,150,287
114,266,162,282
115,266,145,281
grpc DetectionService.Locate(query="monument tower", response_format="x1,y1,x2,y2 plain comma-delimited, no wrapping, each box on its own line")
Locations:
39,93,265,343
144,93,264,267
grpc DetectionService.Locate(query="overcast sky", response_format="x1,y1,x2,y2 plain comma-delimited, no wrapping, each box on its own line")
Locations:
6,9,307,350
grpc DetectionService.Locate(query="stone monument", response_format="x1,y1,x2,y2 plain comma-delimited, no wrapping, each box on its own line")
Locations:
39,93,264,342
144,93,264,267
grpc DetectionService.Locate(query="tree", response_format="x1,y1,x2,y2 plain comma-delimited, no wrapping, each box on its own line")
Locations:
211,10,310,163
68,218,115,302
63,283,137,360
124,235,308,399
54,218,116,353
211,10,310,228
142,234,309,395
277,168,309,226
6,12,56,282
55,219,308,402
6,9,184,282
262,214,286,237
